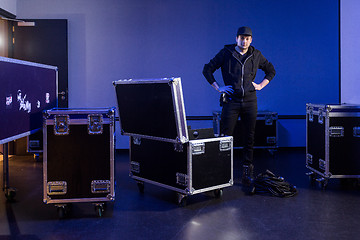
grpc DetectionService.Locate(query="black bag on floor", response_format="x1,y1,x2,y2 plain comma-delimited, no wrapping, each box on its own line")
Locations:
252,170,298,197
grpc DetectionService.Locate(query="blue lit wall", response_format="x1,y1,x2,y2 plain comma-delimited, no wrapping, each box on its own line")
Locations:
15,0,340,148
341,0,360,104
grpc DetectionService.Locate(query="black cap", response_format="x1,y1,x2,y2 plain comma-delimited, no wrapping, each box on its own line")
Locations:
237,26,252,36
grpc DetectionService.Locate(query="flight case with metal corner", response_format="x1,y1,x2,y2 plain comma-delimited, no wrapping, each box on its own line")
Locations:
213,111,278,153
129,132,233,206
113,77,233,206
113,77,188,144
306,103,360,189
27,130,43,161
43,108,116,218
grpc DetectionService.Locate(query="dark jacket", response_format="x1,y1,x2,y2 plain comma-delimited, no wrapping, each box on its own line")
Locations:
203,44,275,101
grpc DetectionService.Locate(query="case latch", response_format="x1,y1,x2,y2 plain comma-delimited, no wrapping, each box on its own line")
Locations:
265,114,274,125
133,137,141,145
219,139,232,151
191,142,205,155
353,127,360,137
54,115,70,135
308,106,314,122
176,173,188,186
88,114,103,134
130,161,140,173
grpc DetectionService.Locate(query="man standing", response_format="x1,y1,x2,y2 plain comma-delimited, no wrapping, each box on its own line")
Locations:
203,26,275,186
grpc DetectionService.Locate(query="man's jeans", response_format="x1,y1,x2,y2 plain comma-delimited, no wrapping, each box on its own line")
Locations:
220,99,257,166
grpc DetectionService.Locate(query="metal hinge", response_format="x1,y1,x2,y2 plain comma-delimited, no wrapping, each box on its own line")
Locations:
318,108,324,124
319,159,326,171
306,153,313,165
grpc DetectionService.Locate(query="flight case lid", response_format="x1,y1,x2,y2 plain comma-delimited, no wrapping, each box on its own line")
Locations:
113,77,188,143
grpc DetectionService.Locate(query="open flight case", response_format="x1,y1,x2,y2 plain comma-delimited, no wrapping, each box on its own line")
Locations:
114,77,233,206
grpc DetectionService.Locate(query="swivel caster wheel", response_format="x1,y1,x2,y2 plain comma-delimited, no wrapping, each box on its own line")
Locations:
176,193,188,207
56,205,69,219
306,172,317,185
4,187,17,202
320,180,328,190
33,153,41,162
94,203,105,217
316,177,328,190
214,189,223,198
137,181,144,193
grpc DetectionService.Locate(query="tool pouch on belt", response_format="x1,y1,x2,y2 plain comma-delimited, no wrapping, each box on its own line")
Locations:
220,93,231,107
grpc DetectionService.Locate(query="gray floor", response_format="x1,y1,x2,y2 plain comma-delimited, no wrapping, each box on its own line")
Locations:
1,148,360,240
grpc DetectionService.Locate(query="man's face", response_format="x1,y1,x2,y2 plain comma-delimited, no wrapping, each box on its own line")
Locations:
236,35,252,50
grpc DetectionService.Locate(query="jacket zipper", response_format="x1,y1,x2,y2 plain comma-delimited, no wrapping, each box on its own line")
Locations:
240,53,253,99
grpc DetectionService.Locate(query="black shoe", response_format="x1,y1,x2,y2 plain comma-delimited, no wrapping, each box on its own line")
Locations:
241,164,254,186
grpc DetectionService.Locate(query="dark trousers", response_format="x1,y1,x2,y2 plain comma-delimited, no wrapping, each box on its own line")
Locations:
220,99,257,166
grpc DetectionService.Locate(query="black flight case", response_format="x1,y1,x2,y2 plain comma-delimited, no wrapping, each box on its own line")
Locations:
306,103,360,189
43,108,116,217
213,111,278,153
114,77,233,206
